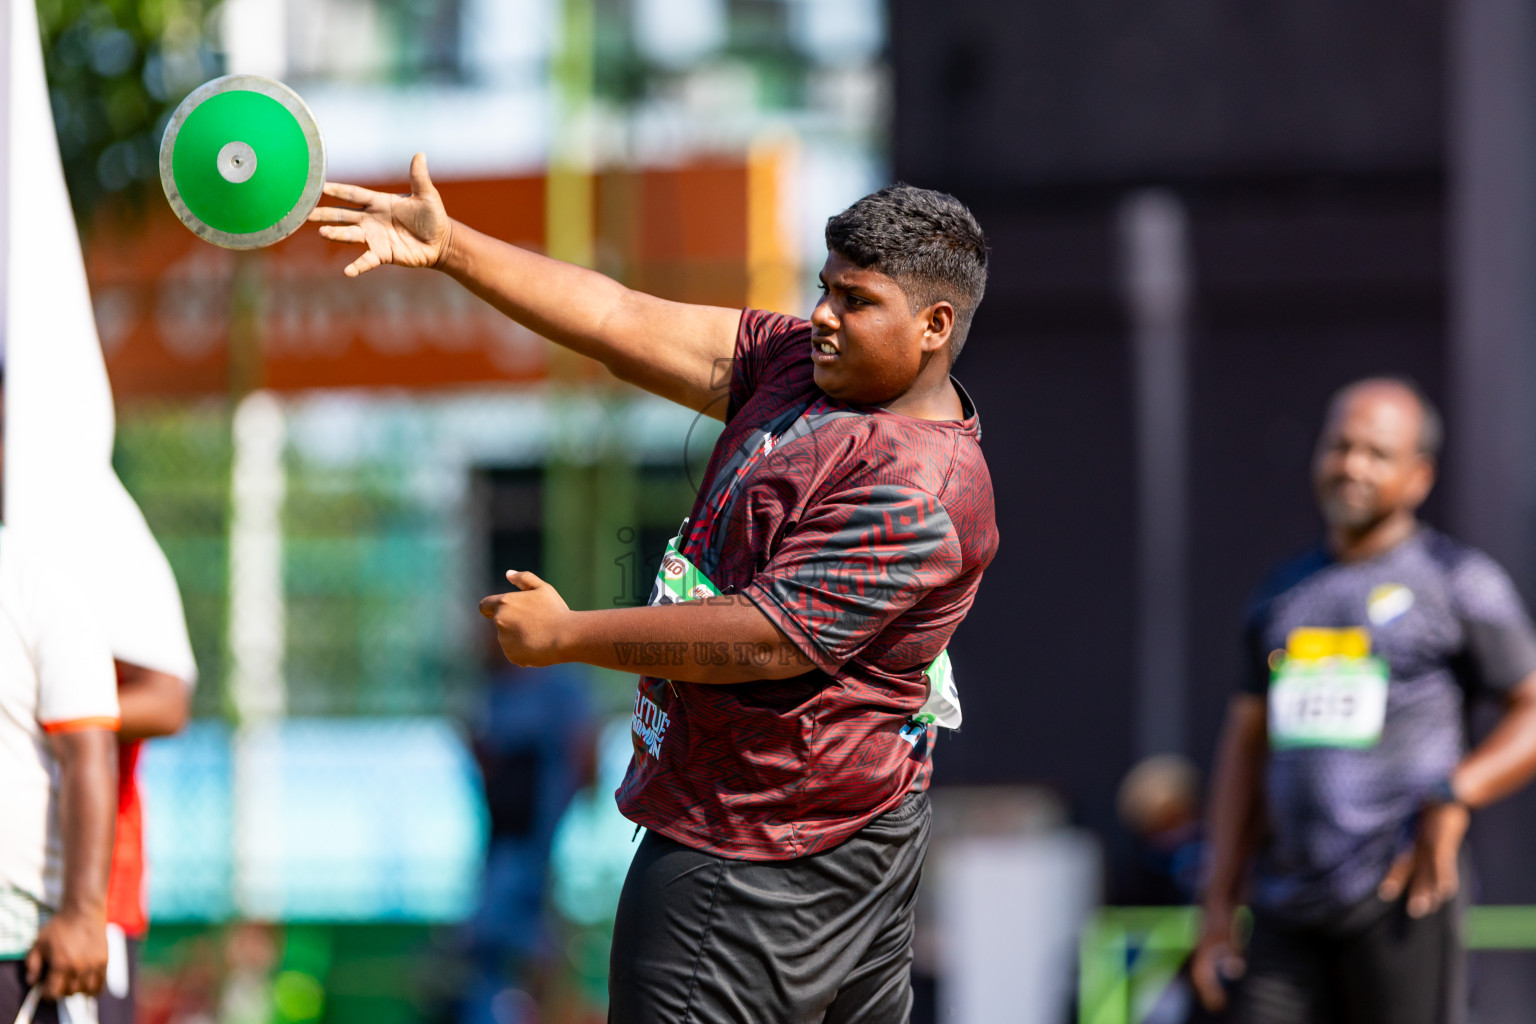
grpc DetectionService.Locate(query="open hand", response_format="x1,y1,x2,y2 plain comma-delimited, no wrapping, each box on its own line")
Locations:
1378,800,1470,918
308,152,454,277
27,909,107,999
479,571,572,667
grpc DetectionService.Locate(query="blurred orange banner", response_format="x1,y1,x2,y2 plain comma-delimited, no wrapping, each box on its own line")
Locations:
87,162,756,401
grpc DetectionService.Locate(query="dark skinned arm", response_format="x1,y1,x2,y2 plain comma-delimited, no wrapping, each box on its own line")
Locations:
1191,694,1268,1013
309,156,743,419
27,728,117,999
115,660,191,741
1452,671,1536,806
479,571,815,684
1378,671,1536,918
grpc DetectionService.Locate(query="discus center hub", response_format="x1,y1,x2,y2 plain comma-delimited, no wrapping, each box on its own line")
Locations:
217,141,258,184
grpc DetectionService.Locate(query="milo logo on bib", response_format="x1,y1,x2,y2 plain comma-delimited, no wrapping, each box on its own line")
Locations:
1268,627,1389,751
649,536,722,606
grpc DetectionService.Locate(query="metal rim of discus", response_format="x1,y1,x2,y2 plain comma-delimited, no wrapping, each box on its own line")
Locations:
159,74,326,250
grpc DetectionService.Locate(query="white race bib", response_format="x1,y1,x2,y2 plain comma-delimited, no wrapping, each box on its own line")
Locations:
912,648,962,730
1268,656,1389,750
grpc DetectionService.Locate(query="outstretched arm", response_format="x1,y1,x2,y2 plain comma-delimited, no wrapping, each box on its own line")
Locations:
309,154,742,418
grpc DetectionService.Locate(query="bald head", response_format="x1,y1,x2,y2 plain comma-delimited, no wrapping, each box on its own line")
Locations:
1324,378,1442,458
1314,378,1438,536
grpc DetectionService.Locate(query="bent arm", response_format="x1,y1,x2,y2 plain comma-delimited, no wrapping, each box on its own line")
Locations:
1452,673,1536,807
559,595,815,684
440,225,742,417
1201,695,1268,922
115,661,191,741
481,580,818,684
49,728,117,920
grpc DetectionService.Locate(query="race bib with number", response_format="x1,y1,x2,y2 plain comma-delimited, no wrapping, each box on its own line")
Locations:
1267,627,1389,750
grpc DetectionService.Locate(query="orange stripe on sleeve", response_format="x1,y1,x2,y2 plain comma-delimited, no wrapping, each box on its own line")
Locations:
41,717,122,735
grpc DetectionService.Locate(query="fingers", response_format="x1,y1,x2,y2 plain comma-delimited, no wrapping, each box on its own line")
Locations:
25,945,41,985
1190,946,1231,1013
1378,849,1414,902
344,250,384,278
409,152,438,197
506,570,545,590
318,225,367,245
40,959,71,1001
1406,854,1447,918
308,205,366,225
1408,845,1462,919
1408,868,1438,918
1436,841,1462,904
479,595,502,619
321,182,381,205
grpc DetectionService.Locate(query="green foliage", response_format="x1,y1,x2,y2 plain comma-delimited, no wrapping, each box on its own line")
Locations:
112,401,234,719
36,0,225,224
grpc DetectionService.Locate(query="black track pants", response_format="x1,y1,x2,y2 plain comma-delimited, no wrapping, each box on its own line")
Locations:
609,792,930,1024
1231,895,1463,1024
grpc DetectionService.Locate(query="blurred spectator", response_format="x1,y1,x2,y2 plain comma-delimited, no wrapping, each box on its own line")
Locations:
1110,756,1212,1024
218,924,278,1024
1114,754,1204,907
459,640,595,1024
1194,379,1536,1023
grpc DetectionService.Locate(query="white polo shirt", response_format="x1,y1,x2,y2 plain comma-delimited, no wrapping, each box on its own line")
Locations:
0,526,118,955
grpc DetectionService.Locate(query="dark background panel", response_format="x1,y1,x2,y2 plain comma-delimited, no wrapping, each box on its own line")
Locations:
939,315,1137,838
893,0,1445,187
1182,179,1448,764
933,189,1137,839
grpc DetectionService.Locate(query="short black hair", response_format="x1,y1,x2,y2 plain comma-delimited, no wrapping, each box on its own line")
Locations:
824,184,989,357
1330,376,1443,458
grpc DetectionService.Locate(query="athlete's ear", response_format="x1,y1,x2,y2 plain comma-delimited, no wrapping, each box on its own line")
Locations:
920,301,955,354
1406,454,1436,509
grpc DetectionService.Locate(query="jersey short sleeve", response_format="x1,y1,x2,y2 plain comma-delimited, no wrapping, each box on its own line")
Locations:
1240,608,1273,697
728,309,812,422
744,484,965,674
1450,549,1536,694
6,532,118,731
93,476,199,684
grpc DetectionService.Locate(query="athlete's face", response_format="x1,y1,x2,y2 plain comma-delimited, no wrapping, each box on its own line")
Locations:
1313,385,1434,532
808,253,952,406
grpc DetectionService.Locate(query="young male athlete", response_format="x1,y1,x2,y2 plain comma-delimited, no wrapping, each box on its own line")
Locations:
1192,379,1536,1024
312,155,997,1020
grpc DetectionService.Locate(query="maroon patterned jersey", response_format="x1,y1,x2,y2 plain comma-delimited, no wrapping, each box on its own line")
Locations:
615,309,999,859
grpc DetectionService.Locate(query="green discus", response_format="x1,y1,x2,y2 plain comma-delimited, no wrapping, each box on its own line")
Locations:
159,75,326,249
